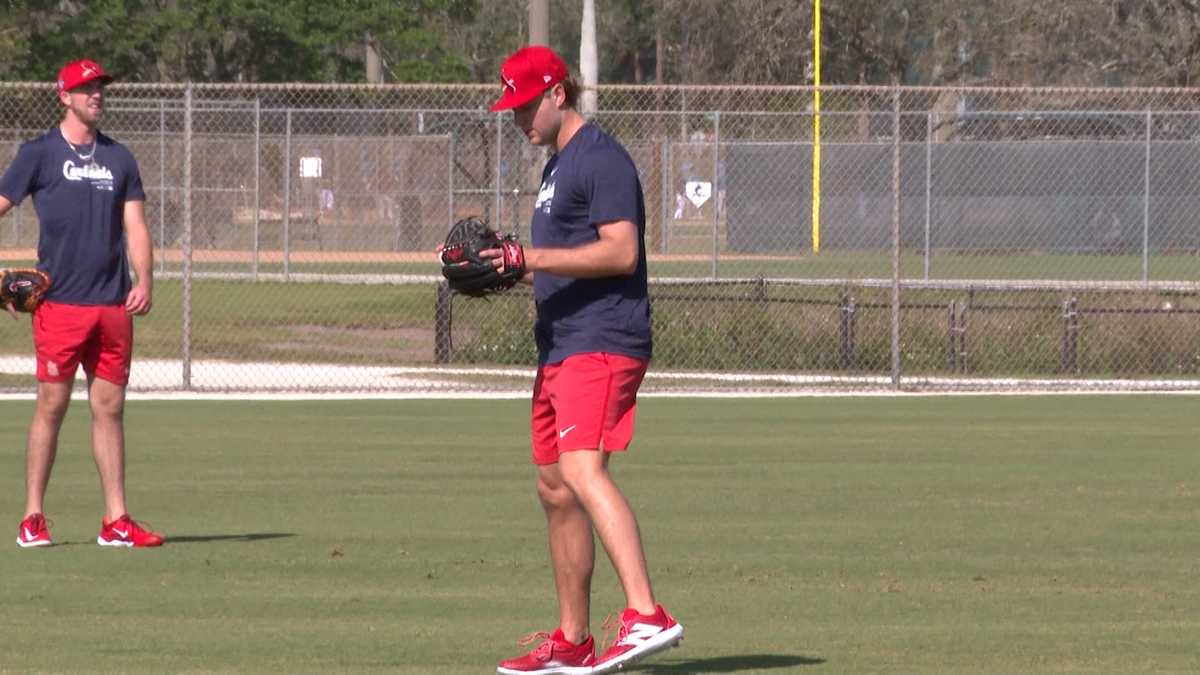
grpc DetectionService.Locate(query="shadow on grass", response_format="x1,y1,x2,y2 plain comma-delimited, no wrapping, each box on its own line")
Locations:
167,533,297,544
46,533,295,546
629,654,825,673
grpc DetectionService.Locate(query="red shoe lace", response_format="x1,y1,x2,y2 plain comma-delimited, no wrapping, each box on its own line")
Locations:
599,612,626,653
517,631,555,659
24,514,51,536
117,516,157,536
517,631,552,647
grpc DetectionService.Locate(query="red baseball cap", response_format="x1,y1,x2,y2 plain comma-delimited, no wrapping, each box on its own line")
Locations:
490,46,569,112
57,59,114,93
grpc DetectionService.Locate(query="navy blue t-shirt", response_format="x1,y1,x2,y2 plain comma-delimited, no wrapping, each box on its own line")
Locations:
0,128,144,305
531,124,651,365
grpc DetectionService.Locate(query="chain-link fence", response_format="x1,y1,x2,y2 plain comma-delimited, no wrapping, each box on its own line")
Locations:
1,83,1197,392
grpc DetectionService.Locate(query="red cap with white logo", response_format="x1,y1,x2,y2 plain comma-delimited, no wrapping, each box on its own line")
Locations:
490,46,569,112
57,59,114,93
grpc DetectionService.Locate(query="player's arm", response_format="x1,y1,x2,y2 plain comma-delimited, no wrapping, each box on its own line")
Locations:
1,164,32,317
520,220,640,280
0,199,19,315
123,199,153,315
0,143,40,220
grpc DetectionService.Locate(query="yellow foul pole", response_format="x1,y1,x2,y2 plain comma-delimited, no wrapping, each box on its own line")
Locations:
811,0,822,254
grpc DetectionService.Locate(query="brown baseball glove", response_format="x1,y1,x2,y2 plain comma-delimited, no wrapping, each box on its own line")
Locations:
0,268,51,313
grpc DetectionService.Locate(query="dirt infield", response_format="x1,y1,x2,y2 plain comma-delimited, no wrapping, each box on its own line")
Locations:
0,248,38,261
0,248,803,263
0,248,438,264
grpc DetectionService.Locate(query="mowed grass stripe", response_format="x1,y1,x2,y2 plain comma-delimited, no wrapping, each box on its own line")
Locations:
0,396,1196,673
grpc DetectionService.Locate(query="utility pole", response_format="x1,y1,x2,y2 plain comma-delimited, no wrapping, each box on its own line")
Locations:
529,0,549,45
656,7,664,86
526,0,552,228
580,0,597,116
365,32,383,83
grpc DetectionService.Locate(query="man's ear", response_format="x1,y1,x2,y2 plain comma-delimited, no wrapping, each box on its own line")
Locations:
551,83,567,109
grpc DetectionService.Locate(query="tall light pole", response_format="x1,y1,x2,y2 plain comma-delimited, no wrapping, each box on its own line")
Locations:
529,0,549,45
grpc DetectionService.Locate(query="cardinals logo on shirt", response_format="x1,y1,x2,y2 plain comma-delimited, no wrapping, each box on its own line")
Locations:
535,169,556,214
62,160,114,190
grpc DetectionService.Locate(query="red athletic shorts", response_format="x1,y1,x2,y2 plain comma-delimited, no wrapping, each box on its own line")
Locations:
33,301,133,385
530,352,649,465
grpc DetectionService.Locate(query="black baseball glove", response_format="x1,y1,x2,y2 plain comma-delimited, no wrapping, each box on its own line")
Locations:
0,268,51,314
438,217,526,297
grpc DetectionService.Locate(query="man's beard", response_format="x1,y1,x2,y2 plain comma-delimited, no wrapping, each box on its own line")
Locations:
70,99,102,126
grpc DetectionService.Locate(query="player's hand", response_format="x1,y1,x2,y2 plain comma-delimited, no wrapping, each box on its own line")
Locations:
478,247,505,270
125,283,152,315
481,247,535,283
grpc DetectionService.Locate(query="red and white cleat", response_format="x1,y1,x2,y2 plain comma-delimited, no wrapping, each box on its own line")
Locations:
97,514,164,547
592,604,684,674
16,513,53,548
497,627,596,675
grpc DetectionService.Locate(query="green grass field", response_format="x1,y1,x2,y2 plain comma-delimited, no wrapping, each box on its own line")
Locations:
1,396,1197,674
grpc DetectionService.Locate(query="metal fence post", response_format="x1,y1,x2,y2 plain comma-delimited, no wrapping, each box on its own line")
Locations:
182,84,194,390
840,292,857,370
158,101,166,275
448,133,455,229
283,109,292,281
511,187,521,235
924,110,933,280
1142,108,1151,284
711,111,720,279
11,160,18,243
890,88,902,390
661,139,670,254
680,89,688,140
253,96,260,281
947,300,958,371
434,282,453,364
495,113,503,226
948,299,968,372
1061,297,1080,374
11,129,20,244
960,298,971,372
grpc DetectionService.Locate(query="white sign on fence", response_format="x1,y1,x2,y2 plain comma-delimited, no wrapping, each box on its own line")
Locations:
685,180,712,208
299,156,322,178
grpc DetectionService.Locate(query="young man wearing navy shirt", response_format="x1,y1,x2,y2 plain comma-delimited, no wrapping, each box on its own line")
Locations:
0,59,161,548
488,46,682,675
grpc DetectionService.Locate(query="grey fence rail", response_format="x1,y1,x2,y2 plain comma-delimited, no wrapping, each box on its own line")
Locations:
0,83,1197,392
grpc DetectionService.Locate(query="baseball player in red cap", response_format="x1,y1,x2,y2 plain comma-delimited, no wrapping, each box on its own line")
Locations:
487,45,683,675
0,59,162,548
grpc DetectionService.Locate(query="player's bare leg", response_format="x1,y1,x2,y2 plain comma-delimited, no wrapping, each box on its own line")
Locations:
536,462,595,643
87,375,128,521
557,449,656,615
24,380,72,517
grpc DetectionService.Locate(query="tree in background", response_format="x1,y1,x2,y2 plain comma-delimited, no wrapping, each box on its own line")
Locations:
0,0,474,82
2,0,1200,86
994,1,1200,87
431,1,525,83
